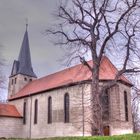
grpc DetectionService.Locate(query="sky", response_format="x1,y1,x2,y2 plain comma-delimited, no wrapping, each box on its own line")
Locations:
0,0,69,99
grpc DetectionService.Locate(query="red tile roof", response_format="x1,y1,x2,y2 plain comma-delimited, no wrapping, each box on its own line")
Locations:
0,103,22,118
9,56,132,100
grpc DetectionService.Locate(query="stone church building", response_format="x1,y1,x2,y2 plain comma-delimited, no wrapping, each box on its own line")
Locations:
0,27,133,138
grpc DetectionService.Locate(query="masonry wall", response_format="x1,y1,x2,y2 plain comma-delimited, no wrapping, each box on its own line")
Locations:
9,83,92,138
8,82,133,138
8,74,36,98
0,117,23,138
109,83,133,135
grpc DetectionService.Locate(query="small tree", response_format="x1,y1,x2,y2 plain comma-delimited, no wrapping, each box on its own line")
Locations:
47,0,140,135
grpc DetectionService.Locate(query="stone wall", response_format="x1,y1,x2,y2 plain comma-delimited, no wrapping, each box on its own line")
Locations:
109,83,133,135
9,83,92,138
0,117,23,138
8,74,36,98
8,82,133,138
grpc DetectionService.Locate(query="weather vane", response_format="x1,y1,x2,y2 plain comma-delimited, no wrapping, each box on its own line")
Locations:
25,18,28,30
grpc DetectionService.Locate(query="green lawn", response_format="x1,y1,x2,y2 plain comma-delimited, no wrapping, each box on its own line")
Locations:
1,134,140,140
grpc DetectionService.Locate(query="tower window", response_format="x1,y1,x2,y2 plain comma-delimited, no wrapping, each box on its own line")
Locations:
34,99,38,124
23,102,26,124
124,91,128,121
64,93,70,123
48,96,52,124
12,79,14,85
24,77,27,81
15,78,17,84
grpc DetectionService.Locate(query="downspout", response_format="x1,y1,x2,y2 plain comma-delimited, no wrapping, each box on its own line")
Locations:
82,84,85,136
29,95,32,139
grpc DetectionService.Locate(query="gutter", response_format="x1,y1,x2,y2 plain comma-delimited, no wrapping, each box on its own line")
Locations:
8,79,132,102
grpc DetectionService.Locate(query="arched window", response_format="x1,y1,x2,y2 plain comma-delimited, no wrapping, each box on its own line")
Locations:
12,79,14,85
124,91,128,121
24,77,27,81
15,78,17,84
102,89,109,120
23,102,26,124
34,99,38,124
64,93,70,123
48,96,52,124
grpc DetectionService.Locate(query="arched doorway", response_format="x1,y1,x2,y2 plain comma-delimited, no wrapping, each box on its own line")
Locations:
103,126,110,136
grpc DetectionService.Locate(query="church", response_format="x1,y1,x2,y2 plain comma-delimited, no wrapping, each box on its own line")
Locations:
0,26,133,138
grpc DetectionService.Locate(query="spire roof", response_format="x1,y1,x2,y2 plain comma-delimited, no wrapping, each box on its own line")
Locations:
10,26,37,78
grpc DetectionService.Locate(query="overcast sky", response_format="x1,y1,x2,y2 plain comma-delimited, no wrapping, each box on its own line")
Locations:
0,0,69,99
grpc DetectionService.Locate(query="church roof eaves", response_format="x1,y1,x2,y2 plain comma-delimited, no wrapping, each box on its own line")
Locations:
9,56,132,101
0,103,22,118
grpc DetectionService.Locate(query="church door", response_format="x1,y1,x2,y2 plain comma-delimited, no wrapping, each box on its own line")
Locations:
103,126,110,136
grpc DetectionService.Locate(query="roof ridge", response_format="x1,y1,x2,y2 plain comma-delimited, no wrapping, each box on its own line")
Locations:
38,60,92,81
102,56,131,83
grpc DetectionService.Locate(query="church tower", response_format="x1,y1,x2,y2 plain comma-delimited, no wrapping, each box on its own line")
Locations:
8,25,37,98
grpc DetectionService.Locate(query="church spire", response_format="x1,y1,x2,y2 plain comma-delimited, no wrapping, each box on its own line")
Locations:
8,25,37,97
10,25,37,78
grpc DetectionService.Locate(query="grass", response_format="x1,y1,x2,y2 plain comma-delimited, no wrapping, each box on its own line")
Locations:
1,134,140,140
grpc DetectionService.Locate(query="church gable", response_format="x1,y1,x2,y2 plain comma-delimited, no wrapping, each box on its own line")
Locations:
10,60,19,76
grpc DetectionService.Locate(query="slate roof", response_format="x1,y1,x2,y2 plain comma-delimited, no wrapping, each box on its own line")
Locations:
10,28,37,78
9,56,132,101
0,103,22,118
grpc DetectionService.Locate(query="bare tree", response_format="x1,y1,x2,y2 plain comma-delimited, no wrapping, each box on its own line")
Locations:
0,45,5,102
126,74,140,133
0,73,5,101
47,0,140,135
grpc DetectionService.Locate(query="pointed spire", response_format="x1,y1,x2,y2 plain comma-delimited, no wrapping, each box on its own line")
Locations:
10,25,37,78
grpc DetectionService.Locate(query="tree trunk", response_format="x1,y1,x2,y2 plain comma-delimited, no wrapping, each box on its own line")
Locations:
91,64,103,135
